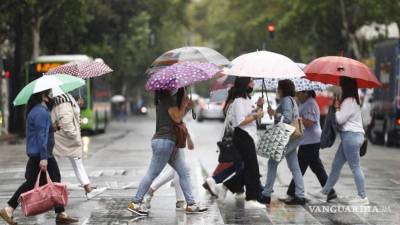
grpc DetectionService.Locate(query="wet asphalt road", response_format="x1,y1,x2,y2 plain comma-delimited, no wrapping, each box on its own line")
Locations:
0,113,400,225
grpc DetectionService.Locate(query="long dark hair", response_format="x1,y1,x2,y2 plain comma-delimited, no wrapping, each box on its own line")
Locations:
26,89,49,115
154,90,170,106
232,77,251,99
175,88,185,109
307,90,316,98
340,76,360,105
223,87,235,115
278,79,295,97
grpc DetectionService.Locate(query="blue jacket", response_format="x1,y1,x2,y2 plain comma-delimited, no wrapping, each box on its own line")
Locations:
275,96,301,154
26,104,55,159
275,96,298,124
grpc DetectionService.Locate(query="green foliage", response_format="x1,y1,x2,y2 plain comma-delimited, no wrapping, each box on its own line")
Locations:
1,0,400,97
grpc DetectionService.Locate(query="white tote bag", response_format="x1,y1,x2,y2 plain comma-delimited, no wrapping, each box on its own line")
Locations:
256,119,296,162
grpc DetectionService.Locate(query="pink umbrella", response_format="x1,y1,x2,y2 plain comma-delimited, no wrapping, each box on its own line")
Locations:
145,61,221,91
45,60,113,79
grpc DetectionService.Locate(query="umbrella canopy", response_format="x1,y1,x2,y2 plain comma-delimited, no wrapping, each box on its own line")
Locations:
13,74,85,106
258,78,329,92
145,62,221,91
45,60,113,79
111,95,125,103
146,46,230,75
209,75,233,91
222,51,305,79
304,56,381,88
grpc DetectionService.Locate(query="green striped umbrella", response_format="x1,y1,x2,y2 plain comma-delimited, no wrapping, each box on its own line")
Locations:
13,74,85,106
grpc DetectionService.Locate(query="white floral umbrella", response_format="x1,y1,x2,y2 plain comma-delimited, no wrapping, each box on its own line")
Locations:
222,51,304,79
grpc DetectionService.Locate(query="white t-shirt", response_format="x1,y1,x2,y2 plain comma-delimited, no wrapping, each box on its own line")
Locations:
336,98,364,134
231,97,258,143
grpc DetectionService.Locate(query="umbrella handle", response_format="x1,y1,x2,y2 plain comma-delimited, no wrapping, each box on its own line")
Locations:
188,87,197,120
262,79,272,119
262,79,270,107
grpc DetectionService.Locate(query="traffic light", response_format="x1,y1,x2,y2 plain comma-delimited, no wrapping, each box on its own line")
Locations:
267,24,275,39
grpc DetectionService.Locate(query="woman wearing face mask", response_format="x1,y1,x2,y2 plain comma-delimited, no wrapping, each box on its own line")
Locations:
216,77,264,203
312,77,368,205
259,79,306,205
0,90,78,225
282,90,337,203
128,88,207,216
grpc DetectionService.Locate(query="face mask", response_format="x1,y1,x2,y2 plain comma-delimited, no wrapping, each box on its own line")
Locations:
45,96,54,110
246,87,253,94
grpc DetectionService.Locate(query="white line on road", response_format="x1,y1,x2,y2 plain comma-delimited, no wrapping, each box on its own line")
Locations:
390,178,400,185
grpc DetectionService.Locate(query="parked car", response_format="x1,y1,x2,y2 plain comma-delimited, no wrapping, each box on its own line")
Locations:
197,98,225,122
252,91,278,129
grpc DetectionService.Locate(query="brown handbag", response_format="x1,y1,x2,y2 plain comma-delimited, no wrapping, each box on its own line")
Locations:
289,97,304,139
291,117,304,139
175,122,188,148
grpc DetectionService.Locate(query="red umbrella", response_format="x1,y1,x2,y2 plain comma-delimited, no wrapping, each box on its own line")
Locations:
304,56,381,88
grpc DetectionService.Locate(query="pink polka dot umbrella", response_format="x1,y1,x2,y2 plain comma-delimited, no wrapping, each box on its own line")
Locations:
145,61,221,91
45,60,113,79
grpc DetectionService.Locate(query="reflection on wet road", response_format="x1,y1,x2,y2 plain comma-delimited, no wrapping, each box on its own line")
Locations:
0,115,400,224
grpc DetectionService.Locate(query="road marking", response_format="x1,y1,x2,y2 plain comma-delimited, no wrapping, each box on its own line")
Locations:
389,178,400,185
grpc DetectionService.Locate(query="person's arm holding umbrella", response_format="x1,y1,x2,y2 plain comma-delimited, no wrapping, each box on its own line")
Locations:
233,98,264,127
168,95,192,123
54,104,78,138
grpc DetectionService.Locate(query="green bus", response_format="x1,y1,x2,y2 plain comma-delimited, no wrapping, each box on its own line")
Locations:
25,55,111,133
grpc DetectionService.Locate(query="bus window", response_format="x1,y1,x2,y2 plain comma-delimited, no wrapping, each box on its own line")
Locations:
70,85,88,110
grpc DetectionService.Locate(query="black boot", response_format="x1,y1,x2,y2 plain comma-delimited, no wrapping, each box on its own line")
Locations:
257,194,271,205
327,190,338,202
284,196,306,205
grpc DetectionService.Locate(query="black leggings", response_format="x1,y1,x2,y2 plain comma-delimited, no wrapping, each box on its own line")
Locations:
8,157,65,213
287,143,335,196
224,128,261,200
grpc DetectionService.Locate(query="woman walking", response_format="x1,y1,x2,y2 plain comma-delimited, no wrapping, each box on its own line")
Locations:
216,77,264,202
259,79,306,205
282,90,336,202
127,88,207,216
51,93,107,200
0,90,78,225
312,77,368,205
203,87,244,199
143,131,194,210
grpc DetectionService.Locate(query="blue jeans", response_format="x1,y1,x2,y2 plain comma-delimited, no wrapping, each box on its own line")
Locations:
322,131,366,198
262,139,305,198
133,139,195,204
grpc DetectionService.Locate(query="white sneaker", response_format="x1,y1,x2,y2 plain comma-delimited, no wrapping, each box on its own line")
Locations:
309,190,328,202
205,177,218,196
144,193,153,209
235,192,245,200
185,203,208,214
127,202,149,216
86,187,107,200
346,196,370,205
278,195,294,202
216,184,228,202
176,201,186,210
